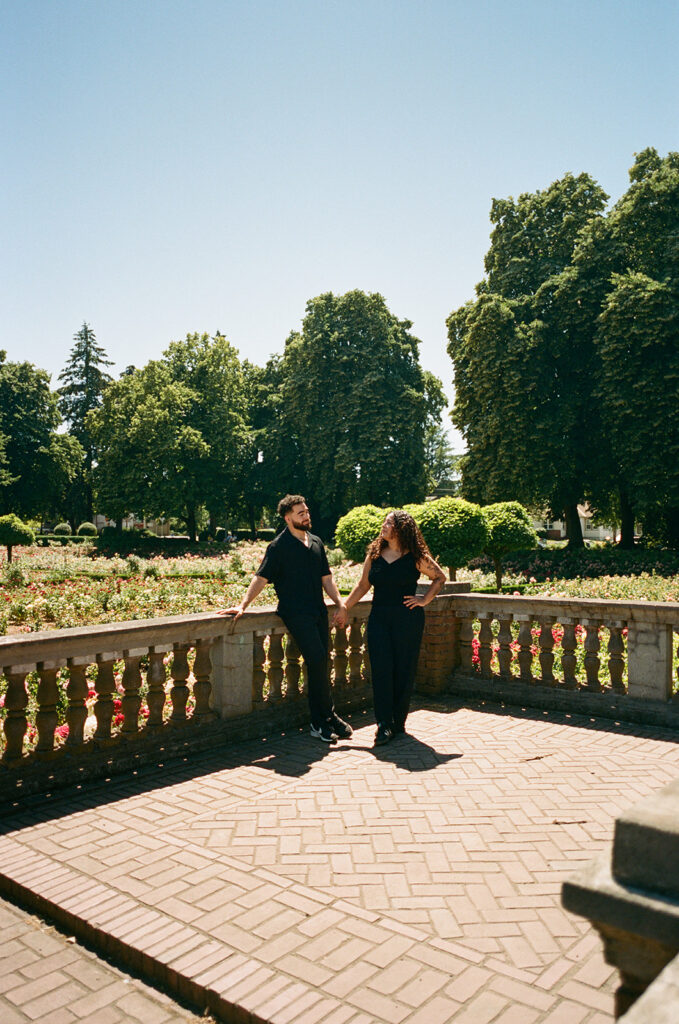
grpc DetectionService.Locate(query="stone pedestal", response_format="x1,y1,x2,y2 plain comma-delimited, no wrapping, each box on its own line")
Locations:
414,594,462,694
210,632,254,719
627,622,673,701
562,777,679,1018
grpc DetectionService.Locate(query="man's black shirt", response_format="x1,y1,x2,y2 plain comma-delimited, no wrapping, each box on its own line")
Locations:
256,527,330,617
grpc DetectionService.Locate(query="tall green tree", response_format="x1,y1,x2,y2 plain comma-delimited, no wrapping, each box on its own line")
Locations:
58,322,113,521
594,149,679,545
89,333,248,540
448,172,609,547
238,357,301,536
88,361,209,536
539,149,679,547
0,359,82,519
163,332,249,536
276,290,445,537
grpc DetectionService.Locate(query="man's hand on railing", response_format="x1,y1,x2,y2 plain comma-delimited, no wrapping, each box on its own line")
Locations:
219,604,245,620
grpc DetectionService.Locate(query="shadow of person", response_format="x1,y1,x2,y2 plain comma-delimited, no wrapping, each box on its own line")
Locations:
249,738,340,778
350,732,463,771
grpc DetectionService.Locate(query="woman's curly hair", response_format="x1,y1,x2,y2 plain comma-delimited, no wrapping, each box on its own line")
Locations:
368,509,431,563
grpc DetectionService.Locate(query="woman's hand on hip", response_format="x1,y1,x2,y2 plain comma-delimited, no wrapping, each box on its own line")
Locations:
403,595,426,609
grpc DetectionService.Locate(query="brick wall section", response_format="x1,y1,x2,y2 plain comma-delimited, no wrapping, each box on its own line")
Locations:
415,596,458,694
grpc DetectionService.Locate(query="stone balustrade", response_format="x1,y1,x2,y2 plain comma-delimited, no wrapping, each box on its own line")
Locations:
2,591,679,798
0,602,372,797
430,593,679,726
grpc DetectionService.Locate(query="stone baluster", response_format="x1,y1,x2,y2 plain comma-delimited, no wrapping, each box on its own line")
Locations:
516,617,533,683
192,638,215,720
583,620,602,692
333,625,349,690
348,621,363,688
253,632,267,706
146,648,168,728
35,664,60,755
607,622,626,694
121,652,143,735
478,615,494,679
169,644,191,724
284,633,301,700
458,614,475,675
1,666,29,765
497,618,513,679
560,620,578,690
65,660,89,748
94,654,117,740
538,618,556,686
267,631,284,704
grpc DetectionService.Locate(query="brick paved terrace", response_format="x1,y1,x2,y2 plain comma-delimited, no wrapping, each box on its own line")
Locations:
3,697,679,1024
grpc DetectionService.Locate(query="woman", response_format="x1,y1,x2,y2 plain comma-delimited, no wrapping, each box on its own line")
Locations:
343,510,446,745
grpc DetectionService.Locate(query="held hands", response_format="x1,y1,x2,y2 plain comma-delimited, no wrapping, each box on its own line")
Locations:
333,604,349,629
403,594,427,609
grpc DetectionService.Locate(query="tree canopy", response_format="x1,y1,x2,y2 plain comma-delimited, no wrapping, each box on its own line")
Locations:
274,290,445,537
89,333,248,539
448,151,679,547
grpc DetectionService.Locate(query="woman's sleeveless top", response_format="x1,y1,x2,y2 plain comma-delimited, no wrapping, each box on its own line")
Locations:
368,552,419,609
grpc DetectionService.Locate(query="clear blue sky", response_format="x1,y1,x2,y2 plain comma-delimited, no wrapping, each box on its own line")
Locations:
2,0,677,449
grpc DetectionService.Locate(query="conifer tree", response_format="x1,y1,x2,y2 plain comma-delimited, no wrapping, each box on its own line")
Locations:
58,323,113,520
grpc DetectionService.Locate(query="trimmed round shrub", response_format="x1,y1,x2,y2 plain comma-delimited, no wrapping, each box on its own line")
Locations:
53,522,72,535
77,521,98,536
415,497,489,579
334,505,389,563
0,514,35,563
483,501,538,590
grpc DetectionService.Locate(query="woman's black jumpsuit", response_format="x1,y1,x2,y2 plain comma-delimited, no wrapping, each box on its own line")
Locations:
367,553,424,731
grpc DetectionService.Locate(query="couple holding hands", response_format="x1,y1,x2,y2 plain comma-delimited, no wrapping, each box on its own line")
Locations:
224,494,445,746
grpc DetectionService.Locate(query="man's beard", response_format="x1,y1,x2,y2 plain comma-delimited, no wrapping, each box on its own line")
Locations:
294,518,311,531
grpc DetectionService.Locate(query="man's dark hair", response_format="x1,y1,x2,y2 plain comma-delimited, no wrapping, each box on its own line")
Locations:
277,494,306,518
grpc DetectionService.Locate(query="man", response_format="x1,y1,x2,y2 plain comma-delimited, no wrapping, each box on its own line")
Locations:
224,495,353,743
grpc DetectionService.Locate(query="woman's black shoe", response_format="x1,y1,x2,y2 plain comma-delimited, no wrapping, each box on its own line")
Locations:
374,723,394,746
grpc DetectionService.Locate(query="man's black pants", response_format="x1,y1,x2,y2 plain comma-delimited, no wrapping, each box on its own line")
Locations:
281,610,334,726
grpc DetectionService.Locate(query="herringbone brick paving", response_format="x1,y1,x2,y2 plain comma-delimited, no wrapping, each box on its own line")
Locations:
2,699,679,1022
0,894,213,1024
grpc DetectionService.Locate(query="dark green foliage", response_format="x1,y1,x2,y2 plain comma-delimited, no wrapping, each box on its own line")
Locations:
483,501,538,590
53,522,72,535
76,522,98,536
470,544,679,581
413,498,489,578
0,360,83,520
334,505,388,563
36,534,89,546
0,513,35,562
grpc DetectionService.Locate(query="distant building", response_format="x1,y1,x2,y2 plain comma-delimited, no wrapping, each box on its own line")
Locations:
93,514,170,537
535,504,619,543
